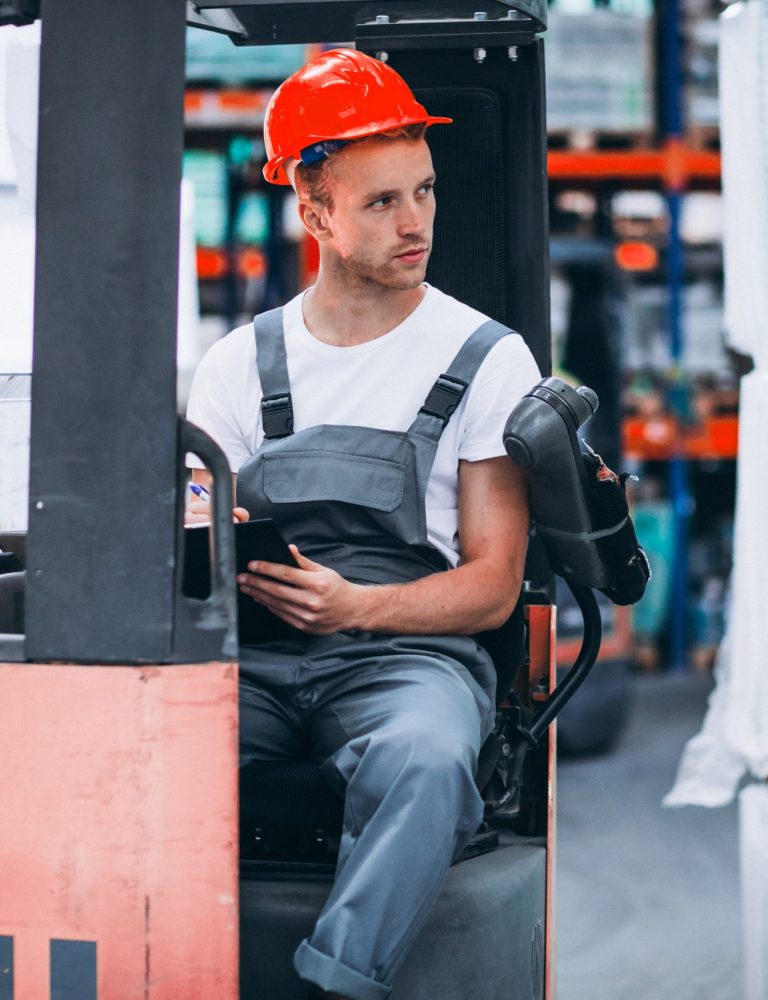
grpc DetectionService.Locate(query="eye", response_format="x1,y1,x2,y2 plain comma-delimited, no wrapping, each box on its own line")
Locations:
417,183,434,197
370,195,392,208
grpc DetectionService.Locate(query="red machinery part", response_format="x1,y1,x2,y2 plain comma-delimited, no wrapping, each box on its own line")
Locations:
0,662,239,998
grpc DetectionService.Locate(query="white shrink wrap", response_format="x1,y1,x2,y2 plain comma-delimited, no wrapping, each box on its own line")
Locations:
665,372,768,806
666,0,768,807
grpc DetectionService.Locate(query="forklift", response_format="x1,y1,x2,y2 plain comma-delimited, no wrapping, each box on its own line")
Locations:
0,2,647,996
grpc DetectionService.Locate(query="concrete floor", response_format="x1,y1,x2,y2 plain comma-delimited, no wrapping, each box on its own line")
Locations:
556,672,743,1000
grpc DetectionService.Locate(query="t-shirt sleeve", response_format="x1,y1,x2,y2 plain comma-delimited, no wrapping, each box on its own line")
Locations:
458,334,542,462
186,342,253,473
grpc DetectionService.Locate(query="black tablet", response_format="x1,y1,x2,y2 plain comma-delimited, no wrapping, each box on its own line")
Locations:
183,518,297,601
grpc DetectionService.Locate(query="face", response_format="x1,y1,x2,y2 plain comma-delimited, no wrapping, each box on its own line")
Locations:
309,137,436,291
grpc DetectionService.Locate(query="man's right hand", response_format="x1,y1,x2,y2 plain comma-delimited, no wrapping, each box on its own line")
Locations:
185,499,212,525
184,499,250,526
185,470,249,525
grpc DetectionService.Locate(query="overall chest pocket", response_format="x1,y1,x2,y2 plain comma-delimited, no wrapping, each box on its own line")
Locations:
262,451,408,512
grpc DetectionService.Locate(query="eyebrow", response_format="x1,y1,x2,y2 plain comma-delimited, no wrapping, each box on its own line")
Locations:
363,174,436,202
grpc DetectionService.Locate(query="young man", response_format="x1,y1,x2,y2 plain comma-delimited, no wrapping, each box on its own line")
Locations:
187,48,541,1000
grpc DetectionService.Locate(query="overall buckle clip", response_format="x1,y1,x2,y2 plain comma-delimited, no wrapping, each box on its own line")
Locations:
261,393,294,439
420,374,468,424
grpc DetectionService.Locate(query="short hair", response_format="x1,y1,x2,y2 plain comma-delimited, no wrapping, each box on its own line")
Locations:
293,123,427,210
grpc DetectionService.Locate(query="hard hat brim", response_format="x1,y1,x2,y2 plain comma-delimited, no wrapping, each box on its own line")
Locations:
264,115,453,185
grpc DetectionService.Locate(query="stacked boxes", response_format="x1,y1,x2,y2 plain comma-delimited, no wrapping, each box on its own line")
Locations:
545,9,654,135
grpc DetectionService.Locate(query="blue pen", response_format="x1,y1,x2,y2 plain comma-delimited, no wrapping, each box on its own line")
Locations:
189,482,210,502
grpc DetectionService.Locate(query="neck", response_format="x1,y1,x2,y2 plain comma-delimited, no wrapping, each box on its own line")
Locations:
302,266,426,347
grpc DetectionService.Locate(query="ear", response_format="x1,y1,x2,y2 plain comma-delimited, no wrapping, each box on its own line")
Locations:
297,199,333,243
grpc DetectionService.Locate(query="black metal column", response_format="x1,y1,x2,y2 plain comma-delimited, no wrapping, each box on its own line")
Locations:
26,0,187,662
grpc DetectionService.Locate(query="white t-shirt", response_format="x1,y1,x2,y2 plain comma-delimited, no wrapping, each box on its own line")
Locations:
187,284,541,566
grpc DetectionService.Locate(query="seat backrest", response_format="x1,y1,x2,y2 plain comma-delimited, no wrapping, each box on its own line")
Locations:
392,51,551,377
476,602,526,707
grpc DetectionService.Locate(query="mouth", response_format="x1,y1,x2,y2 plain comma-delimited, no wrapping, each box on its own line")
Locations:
394,247,429,264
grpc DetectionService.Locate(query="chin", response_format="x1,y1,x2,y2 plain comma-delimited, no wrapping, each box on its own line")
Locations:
344,257,428,291
381,266,429,291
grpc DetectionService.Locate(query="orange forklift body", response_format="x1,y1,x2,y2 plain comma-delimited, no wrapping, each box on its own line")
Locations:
0,662,238,999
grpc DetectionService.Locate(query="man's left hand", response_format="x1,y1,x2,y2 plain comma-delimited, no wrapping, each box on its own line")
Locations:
237,546,364,635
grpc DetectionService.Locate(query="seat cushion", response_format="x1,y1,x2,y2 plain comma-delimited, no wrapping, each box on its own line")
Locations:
240,759,343,831
240,840,546,1000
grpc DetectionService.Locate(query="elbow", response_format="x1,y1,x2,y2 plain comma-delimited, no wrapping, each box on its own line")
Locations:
479,573,524,631
480,606,515,632
479,591,522,632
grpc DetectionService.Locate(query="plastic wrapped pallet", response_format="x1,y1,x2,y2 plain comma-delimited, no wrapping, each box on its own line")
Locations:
545,9,653,133
684,14,720,129
666,12,768,989
666,0,768,808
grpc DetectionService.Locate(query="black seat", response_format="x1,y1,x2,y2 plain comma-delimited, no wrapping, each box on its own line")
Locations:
239,603,526,861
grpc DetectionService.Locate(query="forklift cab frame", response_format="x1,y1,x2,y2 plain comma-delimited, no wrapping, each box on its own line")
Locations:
0,2,603,997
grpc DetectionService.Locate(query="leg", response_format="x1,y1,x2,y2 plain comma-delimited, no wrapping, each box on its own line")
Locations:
294,641,493,1000
239,669,305,767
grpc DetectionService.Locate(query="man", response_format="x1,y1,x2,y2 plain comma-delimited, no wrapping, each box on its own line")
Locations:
187,48,541,1000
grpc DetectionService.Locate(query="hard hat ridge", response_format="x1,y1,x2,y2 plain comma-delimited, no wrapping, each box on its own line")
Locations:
263,48,452,185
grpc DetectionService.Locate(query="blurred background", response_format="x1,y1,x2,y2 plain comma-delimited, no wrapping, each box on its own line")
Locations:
0,3,757,997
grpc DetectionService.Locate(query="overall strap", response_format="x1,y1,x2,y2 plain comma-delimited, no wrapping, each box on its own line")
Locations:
408,319,514,442
254,307,294,439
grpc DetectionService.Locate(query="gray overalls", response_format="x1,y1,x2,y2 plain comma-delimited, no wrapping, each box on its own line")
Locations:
237,307,513,1000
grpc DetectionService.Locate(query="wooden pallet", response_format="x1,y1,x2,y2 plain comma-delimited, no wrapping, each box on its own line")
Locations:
685,123,721,151
547,128,655,152
548,125,720,153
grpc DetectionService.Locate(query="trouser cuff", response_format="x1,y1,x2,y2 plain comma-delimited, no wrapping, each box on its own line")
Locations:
294,940,391,1000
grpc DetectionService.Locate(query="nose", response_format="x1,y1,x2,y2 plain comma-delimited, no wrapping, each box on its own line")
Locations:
396,196,430,239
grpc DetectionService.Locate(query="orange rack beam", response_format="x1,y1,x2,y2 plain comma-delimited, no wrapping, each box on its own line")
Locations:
622,414,739,461
547,142,721,189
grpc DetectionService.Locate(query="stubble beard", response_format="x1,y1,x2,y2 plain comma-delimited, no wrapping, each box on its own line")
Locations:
334,244,431,292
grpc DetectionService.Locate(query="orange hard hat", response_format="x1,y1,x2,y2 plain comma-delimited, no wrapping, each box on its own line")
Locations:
263,48,452,185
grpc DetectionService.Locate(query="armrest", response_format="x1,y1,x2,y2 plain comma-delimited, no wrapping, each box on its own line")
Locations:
504,377,650,605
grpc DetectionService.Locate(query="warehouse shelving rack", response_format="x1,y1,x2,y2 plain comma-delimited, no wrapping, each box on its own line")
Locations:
547,0,728,671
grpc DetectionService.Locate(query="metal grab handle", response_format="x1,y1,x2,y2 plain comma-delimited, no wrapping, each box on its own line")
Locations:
177,418,238,658
520,581,602,746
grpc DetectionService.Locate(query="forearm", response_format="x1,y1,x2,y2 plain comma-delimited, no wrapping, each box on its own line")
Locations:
352,558,523,635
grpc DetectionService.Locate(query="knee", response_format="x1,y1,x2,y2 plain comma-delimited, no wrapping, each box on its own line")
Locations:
369,717,479,789
343,720,484,839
